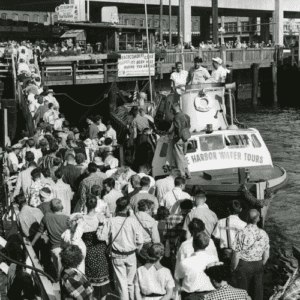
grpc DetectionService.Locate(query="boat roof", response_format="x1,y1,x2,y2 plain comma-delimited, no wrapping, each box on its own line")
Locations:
190,128,258,137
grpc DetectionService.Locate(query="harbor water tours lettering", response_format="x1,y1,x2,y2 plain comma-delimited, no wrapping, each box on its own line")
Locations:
189,150,264,164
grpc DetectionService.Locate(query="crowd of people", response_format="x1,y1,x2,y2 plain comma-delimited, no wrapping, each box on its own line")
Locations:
0,38,274,300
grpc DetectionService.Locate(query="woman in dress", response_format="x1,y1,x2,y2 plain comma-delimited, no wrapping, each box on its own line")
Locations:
61,213,86,274
134,243,175,300
82,194,111,300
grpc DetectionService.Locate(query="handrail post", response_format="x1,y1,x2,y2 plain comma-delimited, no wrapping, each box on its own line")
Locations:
103,61,108,83
260,47,264,61
198,45,203,59
41,64,45,84
242,48,246,62
72,62,76,85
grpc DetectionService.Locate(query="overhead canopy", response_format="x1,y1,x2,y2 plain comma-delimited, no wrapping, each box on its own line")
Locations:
60,30,86,41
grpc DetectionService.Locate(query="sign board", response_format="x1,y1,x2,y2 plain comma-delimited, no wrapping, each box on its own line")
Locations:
118,53,155,77
55,4,78,22
101,6,119,24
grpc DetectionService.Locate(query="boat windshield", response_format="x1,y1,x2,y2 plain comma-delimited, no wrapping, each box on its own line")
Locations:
199,135,225,151
226,134,250,148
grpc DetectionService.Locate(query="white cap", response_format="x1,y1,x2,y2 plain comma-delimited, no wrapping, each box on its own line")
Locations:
212,57,223,65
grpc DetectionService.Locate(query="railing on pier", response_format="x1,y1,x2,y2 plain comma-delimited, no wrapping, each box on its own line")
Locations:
7,203,60,300
157,47,276,75
40,55,119,86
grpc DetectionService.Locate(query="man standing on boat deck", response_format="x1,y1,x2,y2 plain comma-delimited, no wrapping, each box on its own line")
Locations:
187,56,211,85
230,209,270,300
167,103,191,179
210,57,229,83
170,62,188,93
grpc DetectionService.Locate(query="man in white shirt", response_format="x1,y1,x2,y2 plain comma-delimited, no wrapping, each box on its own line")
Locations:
21,138,42,165
175,232,218,300
104,121,117,145
43,103,58,125
183,190,218,237
104,150,119,170
212,200,246,260
137,164,155,188
209,57,229,83
54,113,65,131
8,143,23,173
44,90,59,109
177,218,218,264
103,178,123,215
17,59,30,75
170,62,188,93
155,168,181,203
161,176,192,213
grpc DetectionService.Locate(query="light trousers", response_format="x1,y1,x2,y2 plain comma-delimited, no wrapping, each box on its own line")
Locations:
51,247,62,280
112,253,136,300
173,138,190,177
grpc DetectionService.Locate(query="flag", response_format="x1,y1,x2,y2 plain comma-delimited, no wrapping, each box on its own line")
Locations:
133,81,139,102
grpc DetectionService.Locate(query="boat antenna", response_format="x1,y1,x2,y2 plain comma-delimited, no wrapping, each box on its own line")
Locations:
144,0,153,103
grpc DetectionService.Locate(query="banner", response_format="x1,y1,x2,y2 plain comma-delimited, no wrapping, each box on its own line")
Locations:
55,4,78,22
118,53,155,77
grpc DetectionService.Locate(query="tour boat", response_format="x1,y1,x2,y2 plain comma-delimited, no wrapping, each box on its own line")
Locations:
152,83,288,225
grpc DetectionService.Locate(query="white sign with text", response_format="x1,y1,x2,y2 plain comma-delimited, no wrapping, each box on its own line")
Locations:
118,53,155,77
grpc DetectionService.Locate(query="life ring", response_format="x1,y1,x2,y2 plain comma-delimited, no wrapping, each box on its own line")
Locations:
194,94,213,112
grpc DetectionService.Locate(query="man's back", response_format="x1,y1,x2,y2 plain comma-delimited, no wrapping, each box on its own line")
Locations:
130,191,158,213
183,206,218,236
13,166,35,197
60,164,81,191
155,176,174,202
103,189,123,214
173,112,190,137
19,206,44,237
40,212,69,249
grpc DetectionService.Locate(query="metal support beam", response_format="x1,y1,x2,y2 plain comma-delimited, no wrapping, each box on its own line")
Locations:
212,0,218,44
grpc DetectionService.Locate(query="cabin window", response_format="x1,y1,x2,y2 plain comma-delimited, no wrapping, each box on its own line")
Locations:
225,134,250,148
160,143,169,157
119,32,148,51
250,134,262,148
33,14,40,23
199,135,224,151
132,19,136,26
23,14,29,23
12,14,19,22
187,140,197,153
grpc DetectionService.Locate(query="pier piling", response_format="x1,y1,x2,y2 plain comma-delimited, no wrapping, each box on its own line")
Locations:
272,62,278,103
251,63,260,105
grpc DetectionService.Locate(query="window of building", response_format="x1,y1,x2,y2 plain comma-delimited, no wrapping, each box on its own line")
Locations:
119,32,148,51
154,19,159,27
225,22,237,33
241,21,249,32
23,14,29,23
44,15,48,22
132,19,136,26
124,18,129,25
53,15,58,23
12,14,19,22
33,14,40,23
148,19,152,27
140,19,144,27
162,19,166,28
1,13,7,20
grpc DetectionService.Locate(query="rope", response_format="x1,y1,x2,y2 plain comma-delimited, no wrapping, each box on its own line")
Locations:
54,82,113,107
241,182,273,207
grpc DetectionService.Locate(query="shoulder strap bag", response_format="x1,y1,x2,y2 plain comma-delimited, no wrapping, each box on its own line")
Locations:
106,217,128,258
221,217,233,261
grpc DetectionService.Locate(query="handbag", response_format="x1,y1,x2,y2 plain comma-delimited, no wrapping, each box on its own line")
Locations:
106,217,128,257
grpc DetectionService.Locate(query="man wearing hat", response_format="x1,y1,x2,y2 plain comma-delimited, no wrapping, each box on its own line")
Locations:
7,143,23,173
210,57,229,83
86,43,93,54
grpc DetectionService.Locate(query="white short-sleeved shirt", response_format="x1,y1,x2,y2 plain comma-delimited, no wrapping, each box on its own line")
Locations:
212,215,246,249
8,152,19,168
97,123,107,132
135,264,175,296
161,187,192,211
170,70,188,87
211,66,228,83
188,66,211,84
175,251,217,293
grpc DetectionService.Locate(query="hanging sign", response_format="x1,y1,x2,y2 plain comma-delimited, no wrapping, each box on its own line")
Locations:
55,4,78,22
118,53,155,77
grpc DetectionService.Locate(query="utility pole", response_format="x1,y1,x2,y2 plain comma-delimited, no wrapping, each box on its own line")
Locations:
212,0,218,44
169,0,172,47
159,0,163,43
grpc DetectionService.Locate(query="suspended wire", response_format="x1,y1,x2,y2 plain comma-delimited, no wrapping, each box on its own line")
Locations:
54,83,113,107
